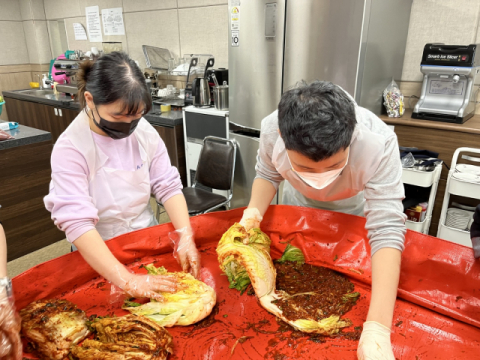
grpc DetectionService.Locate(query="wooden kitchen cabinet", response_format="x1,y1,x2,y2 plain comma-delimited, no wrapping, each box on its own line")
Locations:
152,124,187,187
4,98,51,133
45,106,79,141
62,107,80,123
3,96,79,142
0,140,64,261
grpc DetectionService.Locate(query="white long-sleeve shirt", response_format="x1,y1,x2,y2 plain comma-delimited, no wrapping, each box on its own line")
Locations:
255,106,406,256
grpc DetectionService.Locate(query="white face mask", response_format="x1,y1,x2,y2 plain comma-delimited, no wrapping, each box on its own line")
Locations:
288,151,349,190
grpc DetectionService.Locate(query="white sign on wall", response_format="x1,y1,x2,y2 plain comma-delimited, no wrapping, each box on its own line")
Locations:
102,8,125,36
73,23,87,40
85,6,103,42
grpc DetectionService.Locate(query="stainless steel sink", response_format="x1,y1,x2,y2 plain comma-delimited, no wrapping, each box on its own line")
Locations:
56,84,78,95
18,89,55,96
15,88,74,102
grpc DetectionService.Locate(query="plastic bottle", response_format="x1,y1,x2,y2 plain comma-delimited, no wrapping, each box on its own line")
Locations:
419,202,428,222
42,74,49,88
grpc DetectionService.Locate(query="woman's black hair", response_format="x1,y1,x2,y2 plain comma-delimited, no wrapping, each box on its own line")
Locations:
77,51,151,115
278,80,356,162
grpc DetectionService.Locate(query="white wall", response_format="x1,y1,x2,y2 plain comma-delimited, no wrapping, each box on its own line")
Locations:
3,0,480,117
0,0,29,66
43,0,229,69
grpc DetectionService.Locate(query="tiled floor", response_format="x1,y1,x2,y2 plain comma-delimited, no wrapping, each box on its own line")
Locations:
7,239,72,278
7,202,171,278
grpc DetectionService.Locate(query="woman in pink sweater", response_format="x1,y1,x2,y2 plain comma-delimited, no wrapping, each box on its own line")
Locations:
44,52,200,301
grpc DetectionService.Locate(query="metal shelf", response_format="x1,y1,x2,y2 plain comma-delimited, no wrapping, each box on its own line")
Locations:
437,223,471,247
406,216,431,234
437,147,480,246
405,216,432,234
402,168,437,187
402,164,442,235
448,176,480,200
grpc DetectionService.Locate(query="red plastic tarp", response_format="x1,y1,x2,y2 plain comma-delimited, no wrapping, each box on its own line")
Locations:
14,205,480,359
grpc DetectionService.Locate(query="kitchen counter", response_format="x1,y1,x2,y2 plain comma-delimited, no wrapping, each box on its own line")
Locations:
379,109,480,135
3,89,184,127
2,90,80,110
144,110,183,127
2,92,186,185
0,120,51,150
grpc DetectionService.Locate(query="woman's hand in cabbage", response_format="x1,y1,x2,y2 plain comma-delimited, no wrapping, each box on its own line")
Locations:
170,227,201,279
121,273,178,302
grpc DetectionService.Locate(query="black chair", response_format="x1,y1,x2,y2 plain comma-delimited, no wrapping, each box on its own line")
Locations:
182,136,237,215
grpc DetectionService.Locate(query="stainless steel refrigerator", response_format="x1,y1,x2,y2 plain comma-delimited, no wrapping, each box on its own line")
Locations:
228,0,413,208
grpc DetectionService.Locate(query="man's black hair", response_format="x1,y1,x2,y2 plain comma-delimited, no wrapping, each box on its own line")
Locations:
278,80,356,162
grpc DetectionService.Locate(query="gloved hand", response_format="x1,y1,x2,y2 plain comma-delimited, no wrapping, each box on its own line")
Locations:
169,227,201,279
357,321,394,360
0,295,22,360
239,208,263,231
116,268,178,302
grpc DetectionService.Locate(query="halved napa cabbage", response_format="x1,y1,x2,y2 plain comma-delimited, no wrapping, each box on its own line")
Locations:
216,223,352,335
123,264,216,327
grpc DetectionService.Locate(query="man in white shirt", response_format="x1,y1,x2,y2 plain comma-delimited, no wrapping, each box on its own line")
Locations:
240,81,406,360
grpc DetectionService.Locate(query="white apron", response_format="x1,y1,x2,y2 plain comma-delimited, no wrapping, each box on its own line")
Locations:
61,110,159,242
271,122,385,217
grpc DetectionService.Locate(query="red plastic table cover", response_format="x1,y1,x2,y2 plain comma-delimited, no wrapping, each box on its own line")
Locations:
14,205,480,359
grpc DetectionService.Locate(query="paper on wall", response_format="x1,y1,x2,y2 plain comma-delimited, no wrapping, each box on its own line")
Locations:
73,23,87,40
102,8,125,36
85,6,103,42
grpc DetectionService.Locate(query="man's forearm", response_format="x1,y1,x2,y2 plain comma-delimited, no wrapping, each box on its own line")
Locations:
247,178,277,216
366,247,401,328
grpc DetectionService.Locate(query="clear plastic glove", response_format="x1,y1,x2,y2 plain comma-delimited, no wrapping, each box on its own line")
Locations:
357,321,394,360
0,296,22,360
239,208,263,231
169,227,201,279
115,266,178,302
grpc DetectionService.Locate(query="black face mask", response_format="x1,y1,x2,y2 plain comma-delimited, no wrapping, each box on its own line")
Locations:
92,107,141,140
